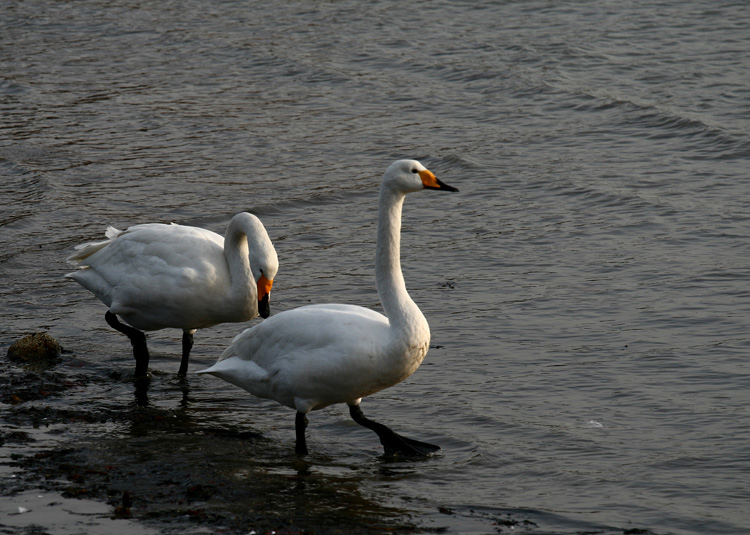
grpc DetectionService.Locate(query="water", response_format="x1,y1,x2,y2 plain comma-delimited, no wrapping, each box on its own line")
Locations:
2,0,749,533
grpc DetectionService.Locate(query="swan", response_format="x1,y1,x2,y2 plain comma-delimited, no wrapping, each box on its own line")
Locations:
66,212,279,377
198,160,457,456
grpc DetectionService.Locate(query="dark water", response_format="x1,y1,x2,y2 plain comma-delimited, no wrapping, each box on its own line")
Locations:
2,1,749,534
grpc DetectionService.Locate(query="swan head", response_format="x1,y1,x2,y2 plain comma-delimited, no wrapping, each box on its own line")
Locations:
382,159,459,194
239,213,279,319
252,251,278,319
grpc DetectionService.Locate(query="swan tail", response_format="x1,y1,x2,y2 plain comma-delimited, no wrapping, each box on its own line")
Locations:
216,327,257,362
217,340,240,362
66,226,123,264
196,356,269,394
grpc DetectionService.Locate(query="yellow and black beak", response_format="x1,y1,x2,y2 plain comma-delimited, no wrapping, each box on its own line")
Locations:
257,274,273,318
419,169,459,192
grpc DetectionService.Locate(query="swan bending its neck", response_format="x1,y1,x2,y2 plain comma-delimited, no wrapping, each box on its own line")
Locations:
66,212,279,377
222,212,278,320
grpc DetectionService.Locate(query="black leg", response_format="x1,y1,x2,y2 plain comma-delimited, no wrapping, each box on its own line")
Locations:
349,404,440,457
134,377,150,407
178,330,194,377
295,412,309,455
105,311,150,377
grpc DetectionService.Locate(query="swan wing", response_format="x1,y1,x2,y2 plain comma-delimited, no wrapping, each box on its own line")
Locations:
205,304,393,411
66,223,230,330
220,304,388,366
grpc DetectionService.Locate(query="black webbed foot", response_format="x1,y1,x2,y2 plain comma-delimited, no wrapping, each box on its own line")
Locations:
349,404,440,457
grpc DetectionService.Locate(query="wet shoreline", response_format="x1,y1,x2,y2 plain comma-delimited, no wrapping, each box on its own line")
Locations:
1,352,534,535
1,355,421,534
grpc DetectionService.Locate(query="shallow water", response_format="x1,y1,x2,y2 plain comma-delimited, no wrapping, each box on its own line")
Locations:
2,1,749,534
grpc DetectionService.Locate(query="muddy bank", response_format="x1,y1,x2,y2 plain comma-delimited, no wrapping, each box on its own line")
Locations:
1,357,440,534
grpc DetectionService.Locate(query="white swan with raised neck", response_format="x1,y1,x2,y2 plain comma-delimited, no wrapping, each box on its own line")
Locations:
198,159,458,456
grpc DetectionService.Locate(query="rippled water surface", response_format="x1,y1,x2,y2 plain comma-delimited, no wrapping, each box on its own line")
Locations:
2,1,749,534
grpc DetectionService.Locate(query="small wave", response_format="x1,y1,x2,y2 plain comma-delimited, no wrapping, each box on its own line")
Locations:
437,153,487,170
544,179,658,215
0,78,30,96
0,144,89,173
562,87,749,159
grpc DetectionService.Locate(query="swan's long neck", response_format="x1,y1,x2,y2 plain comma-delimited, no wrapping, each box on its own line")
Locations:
223,216,255,301
376,186,428,337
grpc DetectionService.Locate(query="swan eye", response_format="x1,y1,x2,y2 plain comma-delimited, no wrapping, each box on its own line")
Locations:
411,168,418,174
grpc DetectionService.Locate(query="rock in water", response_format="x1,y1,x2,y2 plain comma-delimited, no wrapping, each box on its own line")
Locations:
7,333,62,367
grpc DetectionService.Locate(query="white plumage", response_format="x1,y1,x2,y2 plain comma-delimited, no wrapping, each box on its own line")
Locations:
67,212,278,377
198,160,457,456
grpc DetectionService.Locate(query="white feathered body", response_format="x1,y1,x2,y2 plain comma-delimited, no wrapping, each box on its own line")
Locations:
198,160,444,418
66,222,257,331
202,303,430,414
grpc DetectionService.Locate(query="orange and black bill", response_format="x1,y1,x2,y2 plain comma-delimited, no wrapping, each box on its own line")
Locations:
257,274,273,318
419,169,459,192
